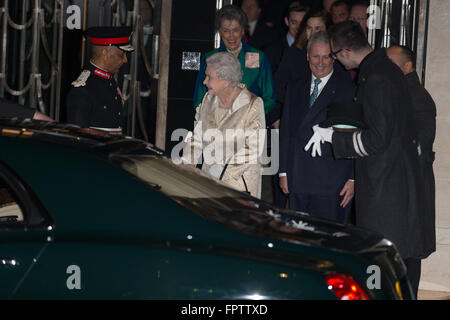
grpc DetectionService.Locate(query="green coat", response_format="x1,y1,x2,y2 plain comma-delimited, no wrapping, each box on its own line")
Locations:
193,41,276,115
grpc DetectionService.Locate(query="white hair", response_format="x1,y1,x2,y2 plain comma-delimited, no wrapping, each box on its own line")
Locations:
205,52,243,87
307,31,331,53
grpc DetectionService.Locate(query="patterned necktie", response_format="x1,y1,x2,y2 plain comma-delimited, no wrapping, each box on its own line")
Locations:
309,78,322,108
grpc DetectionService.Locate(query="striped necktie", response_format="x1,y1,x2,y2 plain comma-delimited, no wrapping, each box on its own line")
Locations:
309,78,322,108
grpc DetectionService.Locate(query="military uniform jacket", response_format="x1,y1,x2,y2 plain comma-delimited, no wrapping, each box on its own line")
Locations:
66,62,124,132
332,49,434,259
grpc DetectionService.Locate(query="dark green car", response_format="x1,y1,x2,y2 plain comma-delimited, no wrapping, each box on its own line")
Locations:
0,119,413,300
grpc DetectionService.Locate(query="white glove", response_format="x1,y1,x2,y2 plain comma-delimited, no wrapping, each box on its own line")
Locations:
304,131,323,157
313,124,333,143
304,125,333,157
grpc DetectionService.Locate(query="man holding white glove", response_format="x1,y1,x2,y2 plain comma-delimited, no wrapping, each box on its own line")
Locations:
278,31,355,223
320,21,433,298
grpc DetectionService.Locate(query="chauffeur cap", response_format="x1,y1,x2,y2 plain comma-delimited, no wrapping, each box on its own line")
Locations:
86,26,134,52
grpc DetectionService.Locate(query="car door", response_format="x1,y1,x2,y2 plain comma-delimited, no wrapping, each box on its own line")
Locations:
0,162,54,299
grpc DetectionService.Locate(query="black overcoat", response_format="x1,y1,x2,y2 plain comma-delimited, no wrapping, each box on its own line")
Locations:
407,71,436,256
332,49,434,259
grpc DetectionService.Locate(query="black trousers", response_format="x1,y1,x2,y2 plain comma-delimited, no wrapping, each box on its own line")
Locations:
404,258,421,299
289,193,352,224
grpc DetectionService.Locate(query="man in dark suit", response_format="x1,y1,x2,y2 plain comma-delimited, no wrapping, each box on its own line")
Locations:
265,2,308,75
306,21,434,298
386,45,437,296
279,31,355,223
241,0,278,51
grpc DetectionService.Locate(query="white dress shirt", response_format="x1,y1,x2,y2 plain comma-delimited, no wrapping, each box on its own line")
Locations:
310,70,333,97
286,32,295,47
248,20,257,36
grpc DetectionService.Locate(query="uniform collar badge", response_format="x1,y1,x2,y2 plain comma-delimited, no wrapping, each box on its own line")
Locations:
94,68,112,79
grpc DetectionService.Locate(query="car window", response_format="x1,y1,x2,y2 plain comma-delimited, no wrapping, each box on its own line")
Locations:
115,154,247,200
0,162,50,229
0,175,24,223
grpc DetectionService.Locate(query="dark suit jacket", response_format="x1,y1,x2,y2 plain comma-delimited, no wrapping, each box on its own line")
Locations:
266,47,308,125
0,98,35,118
279,70,355,201
247,19,278,52
269,47,352,125
265,35,290,75
274,46,308,105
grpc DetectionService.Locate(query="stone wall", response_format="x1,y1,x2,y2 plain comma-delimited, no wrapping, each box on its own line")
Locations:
421,0,450,293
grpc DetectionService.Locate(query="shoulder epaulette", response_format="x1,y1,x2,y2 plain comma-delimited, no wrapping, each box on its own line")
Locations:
71,70,91,87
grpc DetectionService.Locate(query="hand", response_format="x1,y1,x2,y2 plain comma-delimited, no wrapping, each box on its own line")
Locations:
32,111,55,122
339,180,354,207
279,176,289,194
272,119,280,129
304,125,333,157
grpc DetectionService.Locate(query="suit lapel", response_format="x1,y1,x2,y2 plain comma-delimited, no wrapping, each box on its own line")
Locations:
300,71,337,127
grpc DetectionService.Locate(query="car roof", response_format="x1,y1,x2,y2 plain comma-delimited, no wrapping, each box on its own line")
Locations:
0,118,163,157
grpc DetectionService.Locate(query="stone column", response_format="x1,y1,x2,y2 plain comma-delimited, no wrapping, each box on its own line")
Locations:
421,0,450,294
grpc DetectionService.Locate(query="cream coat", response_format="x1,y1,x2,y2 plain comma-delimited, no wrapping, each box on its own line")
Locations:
183,85,265,198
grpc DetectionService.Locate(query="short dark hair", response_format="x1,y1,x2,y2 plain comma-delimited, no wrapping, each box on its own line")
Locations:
286,1,309,18
328,20,369,51
331,0,350,11
215,5,248,32
396,45,417,69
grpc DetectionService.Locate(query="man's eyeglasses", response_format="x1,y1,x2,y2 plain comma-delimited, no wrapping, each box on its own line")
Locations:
330,48,342,59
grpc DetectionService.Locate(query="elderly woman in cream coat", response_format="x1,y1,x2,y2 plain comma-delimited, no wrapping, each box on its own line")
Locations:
183,52,266,198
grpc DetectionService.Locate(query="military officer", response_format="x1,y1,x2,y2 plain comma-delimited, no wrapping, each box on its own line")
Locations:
66,26,134,134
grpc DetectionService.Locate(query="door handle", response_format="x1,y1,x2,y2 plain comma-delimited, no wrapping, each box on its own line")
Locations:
0,258,19,267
